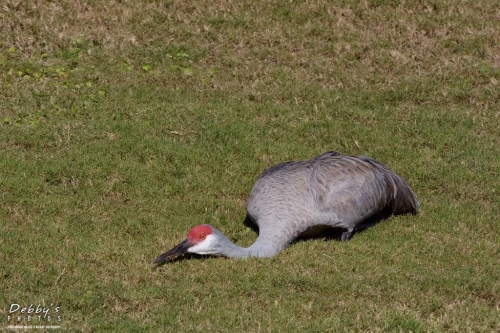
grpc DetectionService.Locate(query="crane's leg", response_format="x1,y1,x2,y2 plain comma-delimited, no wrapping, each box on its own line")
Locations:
340,229,353,241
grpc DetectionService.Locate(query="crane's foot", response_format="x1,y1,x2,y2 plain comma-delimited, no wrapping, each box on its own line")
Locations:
340,229,353,241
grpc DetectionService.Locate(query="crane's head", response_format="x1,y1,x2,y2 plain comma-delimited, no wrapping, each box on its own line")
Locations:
153,224,218,264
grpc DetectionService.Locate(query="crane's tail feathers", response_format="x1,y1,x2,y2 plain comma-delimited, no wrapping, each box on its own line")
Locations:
359,156,419,215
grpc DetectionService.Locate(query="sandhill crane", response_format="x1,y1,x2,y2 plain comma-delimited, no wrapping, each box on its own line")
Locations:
153,151,419,263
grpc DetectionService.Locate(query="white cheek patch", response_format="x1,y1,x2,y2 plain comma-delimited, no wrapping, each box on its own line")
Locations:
187,234,217,255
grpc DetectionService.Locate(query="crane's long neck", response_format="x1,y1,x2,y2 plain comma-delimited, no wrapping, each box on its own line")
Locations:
217,242,256,258
211,229,285,258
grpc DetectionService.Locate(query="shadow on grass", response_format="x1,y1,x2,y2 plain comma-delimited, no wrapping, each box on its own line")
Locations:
152,253,211,268
245,210,395,244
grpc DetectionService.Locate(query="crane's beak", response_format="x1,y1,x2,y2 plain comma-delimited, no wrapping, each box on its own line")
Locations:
153,238,191,264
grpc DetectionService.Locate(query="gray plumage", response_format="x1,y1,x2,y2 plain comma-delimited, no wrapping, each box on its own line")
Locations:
153,151,419,263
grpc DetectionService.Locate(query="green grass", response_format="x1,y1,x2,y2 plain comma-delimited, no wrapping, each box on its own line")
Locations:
1,0,499,331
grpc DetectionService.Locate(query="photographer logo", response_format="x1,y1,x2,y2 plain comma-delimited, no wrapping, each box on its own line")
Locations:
5,303,62,330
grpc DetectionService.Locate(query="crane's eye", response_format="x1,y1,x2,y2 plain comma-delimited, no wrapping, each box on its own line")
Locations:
200,233,206,240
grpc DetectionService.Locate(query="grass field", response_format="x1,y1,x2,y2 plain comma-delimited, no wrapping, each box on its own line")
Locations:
1,0,499,331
